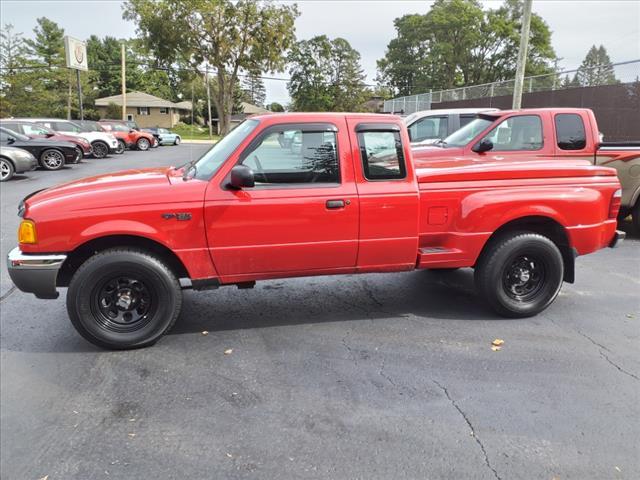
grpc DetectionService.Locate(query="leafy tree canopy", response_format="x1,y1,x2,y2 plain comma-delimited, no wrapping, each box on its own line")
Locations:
377,0,557,96
287,35,367,111
575,45,617,87
124,0,298,134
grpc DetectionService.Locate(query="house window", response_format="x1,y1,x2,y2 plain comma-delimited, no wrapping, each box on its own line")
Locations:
137,107,150,116
159,107,169,114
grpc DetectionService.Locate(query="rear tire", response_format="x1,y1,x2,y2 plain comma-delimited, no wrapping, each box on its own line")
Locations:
174,136,181,145
474,232,564,318
136,138,150,151
72,146,83,163
67,248,182,350
632,200,640,234
0,158,15,181
92,141,109,159
40,149,65,170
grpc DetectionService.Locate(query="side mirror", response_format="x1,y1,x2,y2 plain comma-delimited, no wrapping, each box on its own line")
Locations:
46,133,55,138
7,136,15,144
472,138,493,153
129,129,135,133
229,165,255,189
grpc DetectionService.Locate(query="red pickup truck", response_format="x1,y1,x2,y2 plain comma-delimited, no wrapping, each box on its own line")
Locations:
7,113,624,349
412,108,640,230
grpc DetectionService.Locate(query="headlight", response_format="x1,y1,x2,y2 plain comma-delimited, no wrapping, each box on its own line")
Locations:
18,219,37,244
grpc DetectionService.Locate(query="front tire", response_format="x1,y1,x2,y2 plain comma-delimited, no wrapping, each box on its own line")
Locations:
174,136,181,145
67,249,182,349
92,141,109,159
40,149,65,170
72,147,83,163
115,139,126,154
0,158,15,181
474,232,564,318
136,138,150,151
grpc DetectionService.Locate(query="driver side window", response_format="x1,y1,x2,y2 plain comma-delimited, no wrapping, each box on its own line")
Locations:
241,126,339,185
480,115,543,151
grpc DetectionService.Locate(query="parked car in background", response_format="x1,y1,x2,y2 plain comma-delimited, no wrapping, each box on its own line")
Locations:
0,127,77,171
412,107,640,231
404,108,499,146
99,121,156,151
11,118,119,159
0,120,90,163
100,118,140,130
0,145,37,181
141,127,181,146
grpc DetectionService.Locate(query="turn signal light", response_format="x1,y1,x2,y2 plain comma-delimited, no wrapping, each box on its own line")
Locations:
608,189,622,219
18,219,37,244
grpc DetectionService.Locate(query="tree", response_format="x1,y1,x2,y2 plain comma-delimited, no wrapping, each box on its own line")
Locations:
124,0,298,134
0,24,29,116
268,102,284,112
287,35,367,111
377,0,556,95
241,70,266,106
575,45,617,87
105,102,122,118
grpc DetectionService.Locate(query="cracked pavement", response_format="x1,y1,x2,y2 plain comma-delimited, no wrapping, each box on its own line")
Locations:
1,145,639,479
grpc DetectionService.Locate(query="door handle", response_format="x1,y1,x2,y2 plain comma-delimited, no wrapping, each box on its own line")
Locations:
326,199,345,209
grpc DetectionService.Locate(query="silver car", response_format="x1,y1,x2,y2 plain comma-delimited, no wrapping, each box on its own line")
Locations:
0,145,38,181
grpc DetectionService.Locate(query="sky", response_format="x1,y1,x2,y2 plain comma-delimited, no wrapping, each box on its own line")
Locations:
2,0,639,105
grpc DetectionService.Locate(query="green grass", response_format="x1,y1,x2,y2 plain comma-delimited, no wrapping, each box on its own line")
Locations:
173,123,219,142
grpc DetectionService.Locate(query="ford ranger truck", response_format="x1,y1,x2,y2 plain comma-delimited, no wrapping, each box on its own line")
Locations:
412,107,640,230
7,113,625,349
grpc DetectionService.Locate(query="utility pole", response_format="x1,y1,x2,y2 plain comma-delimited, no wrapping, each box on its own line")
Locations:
76,70,84,120
121,43,127,121
204,65,213,139
512,0,533,109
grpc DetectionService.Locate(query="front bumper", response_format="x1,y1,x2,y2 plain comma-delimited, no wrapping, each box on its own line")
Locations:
609,230,625,248
7,247,67,299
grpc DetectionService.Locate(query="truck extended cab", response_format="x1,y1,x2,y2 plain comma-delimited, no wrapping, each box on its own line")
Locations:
412,108,640,230
7,113,624,349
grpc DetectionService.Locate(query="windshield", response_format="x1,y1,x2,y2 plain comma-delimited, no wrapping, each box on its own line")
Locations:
190,119,259,180
442,116,496,147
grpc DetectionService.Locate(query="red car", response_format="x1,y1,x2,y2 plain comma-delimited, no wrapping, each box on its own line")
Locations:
0,120,91,163
7,112,623,349
98,121,156,152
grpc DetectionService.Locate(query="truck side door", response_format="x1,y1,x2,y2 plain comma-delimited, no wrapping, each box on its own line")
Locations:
204,119,359,280
347,119,420,270
466,112,552,160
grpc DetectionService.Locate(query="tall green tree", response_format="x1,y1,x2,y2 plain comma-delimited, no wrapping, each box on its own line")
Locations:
287,35,367,111
377,0,556,95
0,24,30,116
241,70,266,107
575,45,617,87
124,0,299,134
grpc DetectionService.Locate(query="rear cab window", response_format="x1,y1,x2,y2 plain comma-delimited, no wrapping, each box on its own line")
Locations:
555,113,587,150
356,124,406,180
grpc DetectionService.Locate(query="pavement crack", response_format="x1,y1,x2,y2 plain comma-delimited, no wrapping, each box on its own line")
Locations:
360,280,384,307
341,333,358,366
433,380,501,480
0,286,16,303
379,356,396,387
598,350,639,381
576,330,611,352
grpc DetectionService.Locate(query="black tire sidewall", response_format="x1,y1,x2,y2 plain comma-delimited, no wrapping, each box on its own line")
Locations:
137,138,150,151
476,234,564,318
92,141,108,158
67,250,181,349
0,158,15,181
40,149,65,170
117,139,126,154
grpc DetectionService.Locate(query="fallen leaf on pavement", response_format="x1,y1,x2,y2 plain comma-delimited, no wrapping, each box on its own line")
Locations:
226,453,233,458
38,476,48,480
224,348,233,355
491,345,501,352
492,339,504,346
615,466,621,472
201,331,209,336
128,433,136,438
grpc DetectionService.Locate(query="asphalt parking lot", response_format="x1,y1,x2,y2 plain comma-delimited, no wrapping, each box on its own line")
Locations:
1,145,639,480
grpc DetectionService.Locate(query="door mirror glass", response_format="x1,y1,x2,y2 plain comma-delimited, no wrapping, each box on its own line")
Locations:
229,165,255,189
472,138,493,153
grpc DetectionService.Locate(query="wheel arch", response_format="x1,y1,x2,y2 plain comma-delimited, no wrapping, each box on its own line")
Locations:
57,234,190,287
476,215,576,283
0,155,15,168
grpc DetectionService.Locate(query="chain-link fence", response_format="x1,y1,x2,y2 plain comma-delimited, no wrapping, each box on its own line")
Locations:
383,60,640,114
